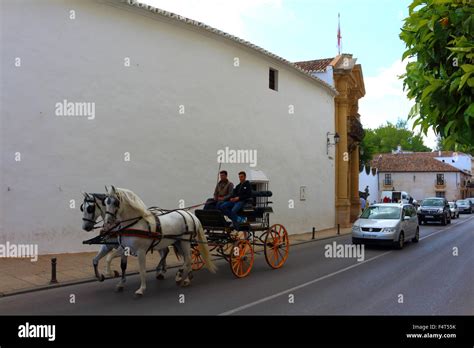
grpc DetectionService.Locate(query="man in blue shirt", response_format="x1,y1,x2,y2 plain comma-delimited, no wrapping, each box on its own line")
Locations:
219,171,252,229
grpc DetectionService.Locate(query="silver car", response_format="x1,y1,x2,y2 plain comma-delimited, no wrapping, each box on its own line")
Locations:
352,203,419,249
448,201,459,219
456,199,472,214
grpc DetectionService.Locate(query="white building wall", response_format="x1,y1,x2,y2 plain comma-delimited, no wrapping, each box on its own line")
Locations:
312,67,335,87
359,166,379,204
434,155,472,175
378,172,462,202
1,0,336,253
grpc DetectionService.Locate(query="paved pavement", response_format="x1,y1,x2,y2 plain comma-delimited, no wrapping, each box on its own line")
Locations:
0,215,472,315
0,225,350,295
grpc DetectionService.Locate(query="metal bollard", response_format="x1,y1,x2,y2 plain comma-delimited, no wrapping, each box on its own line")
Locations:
312,227,316,240
337,224,340,235
50,258,58,284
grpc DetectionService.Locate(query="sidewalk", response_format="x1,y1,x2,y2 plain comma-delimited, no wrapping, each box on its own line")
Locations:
0,226,351,296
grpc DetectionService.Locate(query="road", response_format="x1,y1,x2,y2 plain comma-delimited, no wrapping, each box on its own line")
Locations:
0,215,473,315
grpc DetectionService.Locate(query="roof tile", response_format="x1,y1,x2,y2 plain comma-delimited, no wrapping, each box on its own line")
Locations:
293,58,334,72
371,153,463,172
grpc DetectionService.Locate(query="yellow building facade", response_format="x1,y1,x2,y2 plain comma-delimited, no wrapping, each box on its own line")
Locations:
296,54,366,228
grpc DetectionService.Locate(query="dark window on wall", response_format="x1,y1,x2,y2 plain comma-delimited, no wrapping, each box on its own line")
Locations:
384,174,392,186
436,191,445,198
269,68,278,91
436,174,445,185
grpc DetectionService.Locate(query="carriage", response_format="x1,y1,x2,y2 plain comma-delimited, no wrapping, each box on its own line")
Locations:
192,189,290,278
81,178,290,290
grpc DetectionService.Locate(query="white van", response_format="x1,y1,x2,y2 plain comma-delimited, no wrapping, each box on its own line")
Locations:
380,191,413,204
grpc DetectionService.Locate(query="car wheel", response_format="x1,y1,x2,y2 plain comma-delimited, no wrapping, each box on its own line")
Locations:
448,213,451,224
412,228,419,243
395,232,404,250
441,215,447,226
352,238,359,245
418,218,423,225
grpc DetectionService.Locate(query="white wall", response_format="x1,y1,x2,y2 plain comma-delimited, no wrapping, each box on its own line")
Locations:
1,0,336,253
378,172,462,202
359,166,378,204
312,67,335,87
434,155,472,175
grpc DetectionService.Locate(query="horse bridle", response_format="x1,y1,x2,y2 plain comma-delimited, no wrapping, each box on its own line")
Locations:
81,195,106,225
104,196,120,220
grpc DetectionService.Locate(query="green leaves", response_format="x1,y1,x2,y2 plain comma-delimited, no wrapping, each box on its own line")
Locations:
400,0,474,152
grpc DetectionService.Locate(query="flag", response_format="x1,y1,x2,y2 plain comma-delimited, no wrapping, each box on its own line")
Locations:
337,13,342,55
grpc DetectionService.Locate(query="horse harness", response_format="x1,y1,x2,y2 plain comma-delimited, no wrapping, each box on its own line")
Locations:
106,209,198,254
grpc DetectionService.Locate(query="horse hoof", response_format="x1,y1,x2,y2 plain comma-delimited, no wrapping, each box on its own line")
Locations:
181,279,191,287
156,273,165,280
99,275,105,282
113,270,120,278
134,291,144,297
176,279,183,286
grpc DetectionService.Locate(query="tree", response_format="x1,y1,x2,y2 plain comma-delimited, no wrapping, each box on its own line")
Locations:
400,0,474,151
360,120,432,172
436,134,474,155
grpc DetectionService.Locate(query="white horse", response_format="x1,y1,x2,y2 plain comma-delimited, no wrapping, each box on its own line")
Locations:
81,192,173,284
81,192,126,282
103,186,217,296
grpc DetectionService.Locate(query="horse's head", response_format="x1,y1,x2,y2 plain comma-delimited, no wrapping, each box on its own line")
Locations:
104,185,121,231
81,192,105,232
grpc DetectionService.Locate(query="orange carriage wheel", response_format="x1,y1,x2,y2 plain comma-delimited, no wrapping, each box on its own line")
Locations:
191,245,205,271
229,239,254,278
264,224,289,269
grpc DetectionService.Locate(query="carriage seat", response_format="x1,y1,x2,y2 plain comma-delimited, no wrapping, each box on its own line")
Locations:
195,209,231,229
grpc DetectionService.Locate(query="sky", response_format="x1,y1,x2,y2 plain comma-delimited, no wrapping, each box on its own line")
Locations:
141,0,437,149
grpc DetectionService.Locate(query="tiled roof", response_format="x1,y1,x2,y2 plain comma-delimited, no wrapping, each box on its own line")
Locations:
371,153,463,173
119,0,338,95
293,58,335,72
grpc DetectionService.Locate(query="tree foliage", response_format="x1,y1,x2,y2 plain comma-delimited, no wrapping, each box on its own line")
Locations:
400,0,474,151
360,120,432,171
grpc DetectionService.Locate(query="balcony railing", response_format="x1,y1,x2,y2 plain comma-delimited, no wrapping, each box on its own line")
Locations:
435,179,446,189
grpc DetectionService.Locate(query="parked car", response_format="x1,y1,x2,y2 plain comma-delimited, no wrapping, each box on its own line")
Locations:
456,199,472,214
352,203,419,249
417,197,451,225
448,201,459,219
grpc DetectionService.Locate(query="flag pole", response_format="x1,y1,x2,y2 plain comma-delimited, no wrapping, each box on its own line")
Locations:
337,13,342,56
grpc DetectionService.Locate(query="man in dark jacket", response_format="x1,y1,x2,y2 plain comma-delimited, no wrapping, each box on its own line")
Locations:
219,171,252,229
204,170,234,210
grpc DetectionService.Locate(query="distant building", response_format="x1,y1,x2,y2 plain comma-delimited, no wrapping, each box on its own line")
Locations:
371,152,472,202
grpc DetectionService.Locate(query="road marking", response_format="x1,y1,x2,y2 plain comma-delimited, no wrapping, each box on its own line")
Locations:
220,215,474,316
219,250,392,315
420,215,474,241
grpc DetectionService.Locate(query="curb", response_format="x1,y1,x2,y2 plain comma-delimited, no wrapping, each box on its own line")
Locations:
0,230,352,298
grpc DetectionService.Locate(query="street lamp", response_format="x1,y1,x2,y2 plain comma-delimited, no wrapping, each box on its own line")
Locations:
327,132,340,155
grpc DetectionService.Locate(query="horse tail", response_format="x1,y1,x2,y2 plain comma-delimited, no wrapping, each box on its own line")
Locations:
195,220,217,273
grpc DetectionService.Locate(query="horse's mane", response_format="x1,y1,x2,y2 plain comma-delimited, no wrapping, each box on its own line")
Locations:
115,188,156,232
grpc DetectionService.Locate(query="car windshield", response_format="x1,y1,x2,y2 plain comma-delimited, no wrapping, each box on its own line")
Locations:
360,206,401,220
457,200,467,205
422,199,444,206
